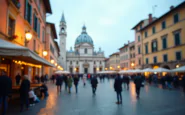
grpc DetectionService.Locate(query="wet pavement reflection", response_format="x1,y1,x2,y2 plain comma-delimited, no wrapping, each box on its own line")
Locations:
7,79,185,115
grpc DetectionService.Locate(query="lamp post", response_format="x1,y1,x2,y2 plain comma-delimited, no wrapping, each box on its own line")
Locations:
131,63,135,69
43,50,48,57
25,31,32,46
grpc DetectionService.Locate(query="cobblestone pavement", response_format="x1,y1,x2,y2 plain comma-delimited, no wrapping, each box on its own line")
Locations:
7,79,185,115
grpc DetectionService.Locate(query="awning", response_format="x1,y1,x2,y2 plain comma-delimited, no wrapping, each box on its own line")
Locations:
0,39,54,67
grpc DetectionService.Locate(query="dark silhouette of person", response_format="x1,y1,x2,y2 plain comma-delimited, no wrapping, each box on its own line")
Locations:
20,75,30,112
91,76,98,95
114,74,123,104
73,75,79,93
15,73,21,85
134,74,142,98
0,70,12,115
56,74,63,92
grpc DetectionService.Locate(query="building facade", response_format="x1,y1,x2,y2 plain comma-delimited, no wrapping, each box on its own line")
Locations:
65,25,105,74
0,0,58,84
104,58,110,71
129,41,136,69
46,22,60,77
109,52,120,71
140,2,185,69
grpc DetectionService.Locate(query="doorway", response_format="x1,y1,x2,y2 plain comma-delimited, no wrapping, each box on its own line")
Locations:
84,68,88,74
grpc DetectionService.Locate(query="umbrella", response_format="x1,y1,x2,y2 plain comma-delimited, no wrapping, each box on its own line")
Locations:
172,65,185,72
151,67,170,72
141,68,152,72
55,70,70,74
119,70,127,74
133,69,142,73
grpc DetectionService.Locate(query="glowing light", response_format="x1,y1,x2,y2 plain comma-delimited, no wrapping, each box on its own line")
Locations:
117,65,120,69
43,51,48,56
55,63,57,66
51,59,54,64
13,60,41,68
96,67,99,71
176,65,179,68
25,31,32,41
131,63,135,67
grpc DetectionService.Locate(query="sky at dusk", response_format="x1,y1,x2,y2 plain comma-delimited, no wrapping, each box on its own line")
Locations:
47,0,185,57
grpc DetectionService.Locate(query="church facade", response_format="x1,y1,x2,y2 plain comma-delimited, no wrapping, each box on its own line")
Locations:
59,14,105,74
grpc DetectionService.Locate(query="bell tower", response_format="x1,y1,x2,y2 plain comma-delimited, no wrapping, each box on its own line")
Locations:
59,13,67,70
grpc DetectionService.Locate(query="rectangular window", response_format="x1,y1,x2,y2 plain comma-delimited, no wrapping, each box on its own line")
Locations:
37,21,40,38
153,56,157,63
146,58,148,64
176,52,181,60
145,44,148,54
174,32,180,46
76,61,78,64
138,46,141,54
139,59,141,65
100,61,102,64
84,48,87,54
8,17,15,37
152,41,158,52
163,54,168,62
138,36,140,42
145,31,148,38
70,61,72,65
33,14,37,32
24,0,32,25
162,21,166,29
152,26,156,34
94,61,96,64
50,44,54,54
162,37,167,49
174,13,179,23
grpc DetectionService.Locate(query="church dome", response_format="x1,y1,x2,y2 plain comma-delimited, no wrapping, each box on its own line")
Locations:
75,25,94,46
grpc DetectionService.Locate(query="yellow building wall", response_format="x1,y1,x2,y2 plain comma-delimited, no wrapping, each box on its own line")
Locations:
142,7,185,67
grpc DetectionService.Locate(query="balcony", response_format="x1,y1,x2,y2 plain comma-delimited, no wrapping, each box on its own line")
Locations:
11,0,21,9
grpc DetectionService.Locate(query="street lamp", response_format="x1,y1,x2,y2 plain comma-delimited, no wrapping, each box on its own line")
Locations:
51,59,54,64
176,64,179,68
131,63,135,69
25,31,32,46
96,67,99,71
43,50,48,56
55,63,57,66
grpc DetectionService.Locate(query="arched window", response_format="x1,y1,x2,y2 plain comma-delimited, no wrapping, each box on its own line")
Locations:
84,48,87,54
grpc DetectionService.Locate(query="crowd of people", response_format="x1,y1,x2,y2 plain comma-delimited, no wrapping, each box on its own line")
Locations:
1,70,185,114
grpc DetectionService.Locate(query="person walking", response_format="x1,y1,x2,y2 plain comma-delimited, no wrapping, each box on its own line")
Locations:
114,74,123,104
20,75,30,112
41,75,45,83
182,75,185,92
134,74,142,98
73,75,79,93
0,70,12,115
91,75,98,95
83,74,86,86
56,74,63,92
63,75,68,90
15,73,21,85
125,75,130,90
67,75,73,93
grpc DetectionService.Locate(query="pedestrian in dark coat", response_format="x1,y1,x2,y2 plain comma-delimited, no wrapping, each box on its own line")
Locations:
91,76,98,95
134,74,142,98
182,75,185,92
40,83,49,97
125,76,130,90
41,75,45,83
56,75,63,92
0,70,12,115
20,75,30,111
114,74,123,104
73,75,79,93
15,73,21,85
